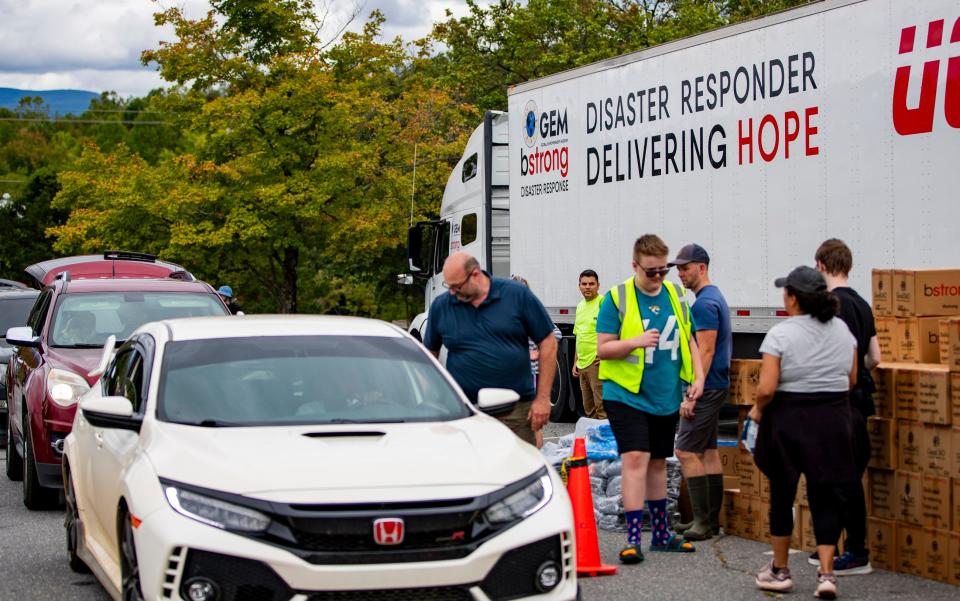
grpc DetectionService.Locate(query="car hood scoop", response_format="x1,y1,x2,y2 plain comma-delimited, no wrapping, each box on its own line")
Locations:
149,417,546,501
301,431,385,438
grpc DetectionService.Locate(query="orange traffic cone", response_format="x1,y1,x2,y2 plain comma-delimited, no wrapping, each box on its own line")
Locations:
567,437,617,577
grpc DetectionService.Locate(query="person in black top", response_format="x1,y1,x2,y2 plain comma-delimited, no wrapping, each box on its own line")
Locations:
814,239,881,576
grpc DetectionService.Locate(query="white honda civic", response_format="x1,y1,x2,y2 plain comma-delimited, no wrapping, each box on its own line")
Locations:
62,315,577,601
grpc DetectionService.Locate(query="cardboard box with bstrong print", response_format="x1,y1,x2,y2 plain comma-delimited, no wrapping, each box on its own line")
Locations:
876,317,899,362
894,269,960,317
872,269,892,316
867,518,896,570
896,523,925,577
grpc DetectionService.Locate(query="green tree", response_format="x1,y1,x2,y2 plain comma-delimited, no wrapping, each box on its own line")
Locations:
431,0,809,111
0,168,68,280
53,6,476,315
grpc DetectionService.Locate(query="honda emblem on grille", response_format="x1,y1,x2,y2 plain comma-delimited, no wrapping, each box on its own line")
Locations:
372,518,405,545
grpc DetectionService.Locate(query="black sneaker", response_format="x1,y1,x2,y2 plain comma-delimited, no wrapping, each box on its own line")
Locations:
619,543,644,564
833,551,873,576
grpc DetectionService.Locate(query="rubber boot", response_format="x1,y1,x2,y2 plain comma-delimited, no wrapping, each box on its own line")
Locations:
707,473,724,535
682,476,713,541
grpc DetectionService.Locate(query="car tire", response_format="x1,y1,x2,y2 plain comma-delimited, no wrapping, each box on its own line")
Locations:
22,425,57,510
120,508,145,601
5,412,22,481
64,467,90,573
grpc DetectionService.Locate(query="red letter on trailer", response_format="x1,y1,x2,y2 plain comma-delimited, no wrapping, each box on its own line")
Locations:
784,111,800,159
805,106,820,156
758,114,780,163
738,118,753,165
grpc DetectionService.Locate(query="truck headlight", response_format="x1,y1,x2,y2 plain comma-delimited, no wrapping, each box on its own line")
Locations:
48,368,91,408
165,486,271,532
485,469,553,525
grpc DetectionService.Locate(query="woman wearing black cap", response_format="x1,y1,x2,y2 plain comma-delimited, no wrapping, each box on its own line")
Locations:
748,266,857,600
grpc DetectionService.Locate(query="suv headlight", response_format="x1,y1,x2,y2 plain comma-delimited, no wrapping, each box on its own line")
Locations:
164,486,271,532
485,469,553,525
47,368,91,408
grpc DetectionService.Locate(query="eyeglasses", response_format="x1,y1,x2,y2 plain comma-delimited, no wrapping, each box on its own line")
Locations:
443,269,475,291
640,266,671,278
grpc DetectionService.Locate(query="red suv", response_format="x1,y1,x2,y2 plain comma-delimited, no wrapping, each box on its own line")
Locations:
4,252,230,508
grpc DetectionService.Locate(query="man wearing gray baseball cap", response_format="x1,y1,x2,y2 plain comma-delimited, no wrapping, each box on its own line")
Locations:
671,244,732,542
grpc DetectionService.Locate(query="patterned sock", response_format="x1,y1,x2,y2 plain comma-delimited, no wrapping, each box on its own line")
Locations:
625,509,644,546
646,499,671,546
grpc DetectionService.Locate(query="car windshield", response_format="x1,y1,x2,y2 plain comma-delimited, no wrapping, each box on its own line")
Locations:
157,336,471,426
50,292,227,348
0,296,37,347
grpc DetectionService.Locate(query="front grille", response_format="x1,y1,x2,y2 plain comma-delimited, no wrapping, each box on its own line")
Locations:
180,549,293,601
290,510,478,552
481,536,562,601
305,587,473,601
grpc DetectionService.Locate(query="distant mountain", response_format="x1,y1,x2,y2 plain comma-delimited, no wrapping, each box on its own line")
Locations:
0,88,100,115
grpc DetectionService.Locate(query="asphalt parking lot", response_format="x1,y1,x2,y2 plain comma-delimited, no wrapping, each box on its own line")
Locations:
539,422,960,601
2,439,958,600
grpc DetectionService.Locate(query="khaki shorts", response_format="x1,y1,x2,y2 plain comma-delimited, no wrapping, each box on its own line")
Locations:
497,400,536,445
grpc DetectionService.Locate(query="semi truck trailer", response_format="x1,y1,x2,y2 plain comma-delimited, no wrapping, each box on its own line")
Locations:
404,0,960,420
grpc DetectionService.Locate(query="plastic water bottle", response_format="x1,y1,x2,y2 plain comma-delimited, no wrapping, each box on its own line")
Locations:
741,415,758,454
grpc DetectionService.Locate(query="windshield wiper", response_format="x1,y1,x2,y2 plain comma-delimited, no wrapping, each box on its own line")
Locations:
327,418,407,424
52,343,104,349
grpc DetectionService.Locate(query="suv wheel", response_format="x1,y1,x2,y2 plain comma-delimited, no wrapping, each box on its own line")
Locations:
22,425,58,510
5,413,22,480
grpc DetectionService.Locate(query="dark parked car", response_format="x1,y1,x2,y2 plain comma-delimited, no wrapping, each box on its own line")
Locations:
5,252,231,509
0,285,39,446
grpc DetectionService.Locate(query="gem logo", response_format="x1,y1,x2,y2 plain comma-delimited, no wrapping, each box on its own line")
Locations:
892,16,960,135
372,518,405,545
523,100,538,147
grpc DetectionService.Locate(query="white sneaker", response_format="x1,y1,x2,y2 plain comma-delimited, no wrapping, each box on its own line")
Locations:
815,572,838,599
756,561,794,592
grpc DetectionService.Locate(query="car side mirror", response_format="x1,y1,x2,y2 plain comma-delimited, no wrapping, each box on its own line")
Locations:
477,388,519,416
5,326,39,348
80,395,142,432
88,335,117,378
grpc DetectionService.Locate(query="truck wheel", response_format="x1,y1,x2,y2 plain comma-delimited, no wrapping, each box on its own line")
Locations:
5,414,22,481
22,426,57,510
549,357,579,423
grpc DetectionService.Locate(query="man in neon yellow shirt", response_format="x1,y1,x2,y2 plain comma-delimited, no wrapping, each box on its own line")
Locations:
573,269,606,419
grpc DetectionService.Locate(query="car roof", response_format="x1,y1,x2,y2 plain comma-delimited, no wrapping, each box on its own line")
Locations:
26,252,194,286
159,315,407,342
52,278,215,294
0,289,40,300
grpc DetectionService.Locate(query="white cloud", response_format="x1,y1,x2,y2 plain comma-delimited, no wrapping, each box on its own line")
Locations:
0,0,478,97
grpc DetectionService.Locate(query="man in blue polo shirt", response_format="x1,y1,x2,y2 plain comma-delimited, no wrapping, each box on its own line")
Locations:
423,252,557,444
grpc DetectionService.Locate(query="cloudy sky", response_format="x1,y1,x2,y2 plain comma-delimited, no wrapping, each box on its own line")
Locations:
0,0,474,98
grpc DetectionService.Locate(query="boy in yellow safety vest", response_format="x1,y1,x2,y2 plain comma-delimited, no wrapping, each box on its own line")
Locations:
596,234,705,563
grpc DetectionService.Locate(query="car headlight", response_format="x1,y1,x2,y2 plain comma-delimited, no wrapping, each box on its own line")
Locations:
47,368,91,408
485,470,553,525
164,486,271,532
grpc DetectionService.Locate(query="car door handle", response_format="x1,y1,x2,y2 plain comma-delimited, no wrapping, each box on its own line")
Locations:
95,432,104,447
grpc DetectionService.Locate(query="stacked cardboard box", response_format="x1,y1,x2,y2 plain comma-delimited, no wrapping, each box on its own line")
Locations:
868,267,960,584
720,364,815,550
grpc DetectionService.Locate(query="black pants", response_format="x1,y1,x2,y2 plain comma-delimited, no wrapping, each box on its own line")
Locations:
837,402,871,554
769,472,844,545
755,391,858,547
